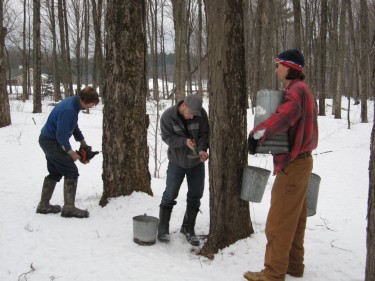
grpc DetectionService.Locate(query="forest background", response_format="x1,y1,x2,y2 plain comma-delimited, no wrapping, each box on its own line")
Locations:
0,0,375,280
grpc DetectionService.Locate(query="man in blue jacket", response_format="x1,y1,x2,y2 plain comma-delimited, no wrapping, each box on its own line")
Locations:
157,94,209,246
36,86,99,218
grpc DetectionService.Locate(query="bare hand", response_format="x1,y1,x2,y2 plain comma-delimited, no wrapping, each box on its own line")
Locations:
199,151,209,162
68,150,80,162
186,138,196,150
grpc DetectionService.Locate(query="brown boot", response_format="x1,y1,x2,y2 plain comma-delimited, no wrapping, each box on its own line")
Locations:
36,177,61,214
243,271,271,281
61,179,89,218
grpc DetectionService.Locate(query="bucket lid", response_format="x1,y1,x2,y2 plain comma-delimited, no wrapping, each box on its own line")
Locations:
133,214,159,223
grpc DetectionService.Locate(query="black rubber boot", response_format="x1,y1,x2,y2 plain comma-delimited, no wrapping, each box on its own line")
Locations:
157,206,173,242
36,177,61,214
180,206,200,246
61,179,89,218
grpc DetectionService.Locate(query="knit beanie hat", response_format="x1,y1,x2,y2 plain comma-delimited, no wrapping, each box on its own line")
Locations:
275,49,304,72
184,95,203,117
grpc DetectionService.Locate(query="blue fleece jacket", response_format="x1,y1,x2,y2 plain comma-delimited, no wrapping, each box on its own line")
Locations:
41,96,84,151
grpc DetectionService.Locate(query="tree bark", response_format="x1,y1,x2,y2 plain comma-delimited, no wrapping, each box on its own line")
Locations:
367,109,375,281
100,0,152,207
171,0,187,101
91,0,104,94
57,0,68,96
292,0,302,50
359,0,369,123
46,0,62,102
0,0,11,127
22,0,29,101
318,0,327,116
334,0,346,119
62,0,73,96
365,30,375,281
32,0,42,113
200,0,253,259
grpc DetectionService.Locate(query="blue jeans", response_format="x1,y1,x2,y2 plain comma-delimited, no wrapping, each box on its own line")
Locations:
39,134,79,181
160,162,205,210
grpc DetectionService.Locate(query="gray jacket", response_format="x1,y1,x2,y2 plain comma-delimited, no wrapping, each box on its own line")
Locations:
160,100,209,169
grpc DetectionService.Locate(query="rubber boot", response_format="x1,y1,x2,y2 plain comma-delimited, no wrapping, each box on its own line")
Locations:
36,177,61,214
157,206,172,242
61,179,89,218
180,206,200,246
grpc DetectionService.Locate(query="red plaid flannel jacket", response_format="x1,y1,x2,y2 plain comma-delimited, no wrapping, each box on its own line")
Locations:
250,79,319,174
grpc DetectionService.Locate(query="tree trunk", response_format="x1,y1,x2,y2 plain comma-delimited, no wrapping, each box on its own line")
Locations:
47,0,62,102
200,0,253,259
57,0,68,97
0,0,11,127
91,0,104,94
334,0,346,119
32,0,42,113
366,31,375,281
318,0,327,116
197,0,203,96
63,0,73,96
292,0,302,50
84,0,90,86
171,0,187,101
22,0,29,101
359,0,369,123
100,0,152,207
252,0,264,107
347,0,360,106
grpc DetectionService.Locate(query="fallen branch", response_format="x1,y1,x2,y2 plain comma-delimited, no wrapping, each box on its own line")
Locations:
18,263,35,281
320,216,335,231
330,239,351,252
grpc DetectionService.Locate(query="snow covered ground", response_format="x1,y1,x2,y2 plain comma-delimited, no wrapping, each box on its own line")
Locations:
0,96,371,281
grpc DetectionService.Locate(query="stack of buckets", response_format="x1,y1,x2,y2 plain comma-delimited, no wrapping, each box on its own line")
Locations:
241,89,320,216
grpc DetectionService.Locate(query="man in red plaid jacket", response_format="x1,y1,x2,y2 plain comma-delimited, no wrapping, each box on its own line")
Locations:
244,49,319,281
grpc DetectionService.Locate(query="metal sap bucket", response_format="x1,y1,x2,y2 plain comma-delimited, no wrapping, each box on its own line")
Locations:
306,173,321,217
240,165,271,203
133,214,159,245
254,90,289,154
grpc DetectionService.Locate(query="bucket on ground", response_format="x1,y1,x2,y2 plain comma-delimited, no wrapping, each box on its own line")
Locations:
133,214,159,245
240,165,271,203
306,173,321,217
254,89,289,154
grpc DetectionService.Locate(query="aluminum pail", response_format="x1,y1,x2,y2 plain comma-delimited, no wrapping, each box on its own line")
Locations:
306,173,321,217
133,214,159,245
240,165,271,203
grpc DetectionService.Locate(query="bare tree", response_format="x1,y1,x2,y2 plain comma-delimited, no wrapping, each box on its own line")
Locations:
171,0,188,101
45,0,62,102
359,0,369,123
22,0,30,101
0,0,11,127
57,0,68,96
70,0,84,91
91,0,104,93
292,0,302,50
366,30,375,281
318,0,327,116
334,0,346,119
200,0,253,259
62,0,73,96
100,0,152,207
32,0,42,113
83,0,90,86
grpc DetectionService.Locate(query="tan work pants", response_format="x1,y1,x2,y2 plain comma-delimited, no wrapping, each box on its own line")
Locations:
264,156,313,281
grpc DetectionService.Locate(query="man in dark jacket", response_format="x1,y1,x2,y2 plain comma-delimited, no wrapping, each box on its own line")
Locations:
158,94,209,246
244,49,318,281
36,86,99,218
